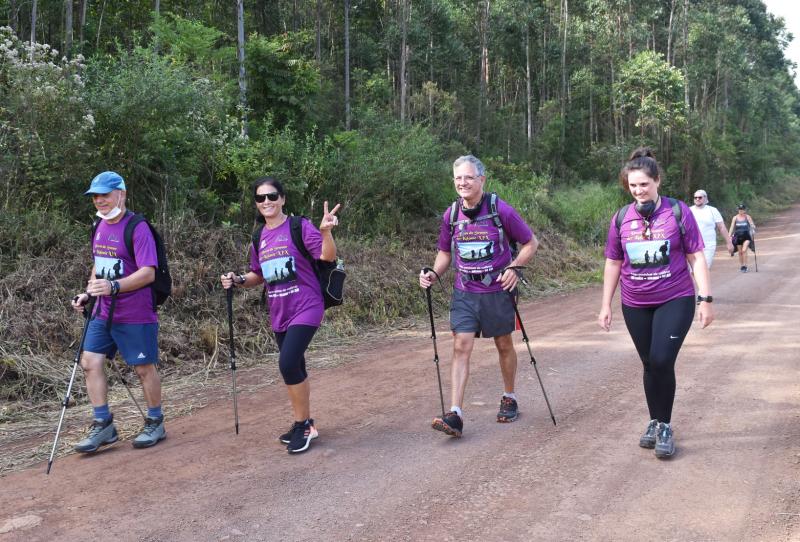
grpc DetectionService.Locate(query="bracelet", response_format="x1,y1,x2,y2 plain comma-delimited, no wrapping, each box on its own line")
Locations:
110,280,121,296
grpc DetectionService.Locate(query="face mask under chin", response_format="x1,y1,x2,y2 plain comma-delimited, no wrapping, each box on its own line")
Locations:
96,195,123,220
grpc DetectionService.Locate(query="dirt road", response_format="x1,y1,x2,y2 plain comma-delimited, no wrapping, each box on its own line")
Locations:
2,205,800,542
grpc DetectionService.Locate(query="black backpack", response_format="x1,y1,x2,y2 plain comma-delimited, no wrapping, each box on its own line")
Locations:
448,192,519,257
91,212,172,311
251,216,345,310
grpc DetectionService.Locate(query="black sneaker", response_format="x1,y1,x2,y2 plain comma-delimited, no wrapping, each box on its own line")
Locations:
287,420,317,454
279,418,318,444
740,265,747,272
654,423,675,458
639,419,658,449
497,396,519,423
432,411,463,438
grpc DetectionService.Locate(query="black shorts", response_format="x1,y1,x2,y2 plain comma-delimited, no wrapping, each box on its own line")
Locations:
450,289,517,338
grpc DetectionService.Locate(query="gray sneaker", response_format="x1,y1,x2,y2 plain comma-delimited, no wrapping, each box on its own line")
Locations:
654,422,675,458
639,419,658,449
74,416,118,453
132,416,166,449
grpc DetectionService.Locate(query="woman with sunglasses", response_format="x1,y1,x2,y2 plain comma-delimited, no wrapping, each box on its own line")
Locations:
728,203,756,272
221,176,340,454
598,147,713,459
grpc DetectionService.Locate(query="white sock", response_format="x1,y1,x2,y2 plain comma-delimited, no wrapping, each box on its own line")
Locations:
450,406,463,418
503,392,517,400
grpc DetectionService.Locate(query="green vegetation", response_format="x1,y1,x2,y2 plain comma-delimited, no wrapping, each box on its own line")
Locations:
2,1,800,404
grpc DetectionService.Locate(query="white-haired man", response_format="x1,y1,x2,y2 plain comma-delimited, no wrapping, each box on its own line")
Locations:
689,189,733,269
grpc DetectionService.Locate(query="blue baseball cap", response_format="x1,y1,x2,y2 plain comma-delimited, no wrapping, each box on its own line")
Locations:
85,171,126,195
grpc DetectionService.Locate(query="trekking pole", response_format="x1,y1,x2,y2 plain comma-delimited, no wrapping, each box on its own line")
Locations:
47,296,97,474
505,266,557,426
107,359,146,421
421,267,446,419
226,285,240,435
751,230,758,272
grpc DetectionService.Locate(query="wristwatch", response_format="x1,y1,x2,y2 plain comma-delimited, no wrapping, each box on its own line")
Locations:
236,274,246,285
696,295,713,304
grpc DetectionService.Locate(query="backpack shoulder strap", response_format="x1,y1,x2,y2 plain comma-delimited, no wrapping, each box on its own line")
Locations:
488,193,506,252
448,200,460,255
615,203,632,235
123,212,146,258
290,215,314,263
251,223,265,256
666,197,685,236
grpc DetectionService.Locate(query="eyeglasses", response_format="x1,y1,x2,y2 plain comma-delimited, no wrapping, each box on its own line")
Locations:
642,218,652,240
255,192,281,203
454,175,480,183
694,196,704,199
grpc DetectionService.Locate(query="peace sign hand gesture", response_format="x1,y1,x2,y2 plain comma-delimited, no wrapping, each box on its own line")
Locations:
319,201,342,232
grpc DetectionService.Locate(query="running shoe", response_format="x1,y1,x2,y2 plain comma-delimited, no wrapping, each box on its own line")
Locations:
497,396,519,423
654,423,675,458
279,418,318,444
74,415,118,453
639,419,658,449
287,420,317,454
132,415,166,449
432,411,463,438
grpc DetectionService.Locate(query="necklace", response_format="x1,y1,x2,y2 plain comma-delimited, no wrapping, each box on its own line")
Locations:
265,214,288,230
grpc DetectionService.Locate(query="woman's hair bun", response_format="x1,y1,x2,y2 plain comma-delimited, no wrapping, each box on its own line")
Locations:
628,146,656,161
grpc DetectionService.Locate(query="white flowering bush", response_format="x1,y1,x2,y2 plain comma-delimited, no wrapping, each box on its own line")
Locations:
0,27,96,209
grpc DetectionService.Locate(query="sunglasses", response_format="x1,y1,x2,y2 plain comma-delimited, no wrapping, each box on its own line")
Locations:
694,196,704,199
255,192,281,203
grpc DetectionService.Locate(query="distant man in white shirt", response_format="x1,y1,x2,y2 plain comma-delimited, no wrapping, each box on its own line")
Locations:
689,189,734,269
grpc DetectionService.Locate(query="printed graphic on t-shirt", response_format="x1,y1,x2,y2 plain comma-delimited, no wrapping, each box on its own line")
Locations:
95,256,124,280
625,239,673,280
261,256,298,285
457,240,495,262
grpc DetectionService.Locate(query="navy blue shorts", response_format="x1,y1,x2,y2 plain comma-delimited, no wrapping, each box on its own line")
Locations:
450,289,517,338
83,318,159,365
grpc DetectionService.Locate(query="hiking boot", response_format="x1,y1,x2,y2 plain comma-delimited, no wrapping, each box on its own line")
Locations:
740,265,747,273
639,419,658,449
74,416,118,453
132,416,166,449
654,423,675,458
279,418,318,445
287,420,317,454
497,396,519,423
432,411,463,438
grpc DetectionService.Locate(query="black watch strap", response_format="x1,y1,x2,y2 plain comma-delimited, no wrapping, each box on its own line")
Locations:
697,295,713,303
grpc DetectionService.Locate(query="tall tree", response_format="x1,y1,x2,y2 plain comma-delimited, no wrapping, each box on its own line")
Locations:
344,0,351,129
64,0,73,58
236,0,247,136
30,0,37,45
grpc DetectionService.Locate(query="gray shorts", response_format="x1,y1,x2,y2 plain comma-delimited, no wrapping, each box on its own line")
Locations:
450,288,517,338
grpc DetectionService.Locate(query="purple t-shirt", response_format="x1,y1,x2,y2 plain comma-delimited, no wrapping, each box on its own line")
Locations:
249,218,324,332
92,213,159,324
604,199,704,307
437,196,533,293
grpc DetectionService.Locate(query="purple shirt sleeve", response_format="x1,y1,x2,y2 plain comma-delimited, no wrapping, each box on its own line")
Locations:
302,218,323,260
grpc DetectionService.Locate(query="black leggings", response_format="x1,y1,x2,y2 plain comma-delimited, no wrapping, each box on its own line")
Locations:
274,325,317,386
621,296,695,424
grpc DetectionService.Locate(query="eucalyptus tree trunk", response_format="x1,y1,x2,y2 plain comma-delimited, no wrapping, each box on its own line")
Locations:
236,0,248,137
399,0,409,123
64,0,73,58
477,0,490,151
525,24,532,152
682,0,689,109
9,0,18,34
666,0,675,65
344,0,351,129
30,0,37,45
79,0,87,50
560,0,568,148
96,0,107,50
315,0,322,62
155,0,160,15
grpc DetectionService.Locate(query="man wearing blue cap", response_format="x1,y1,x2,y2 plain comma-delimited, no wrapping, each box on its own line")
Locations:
70,171,167,452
